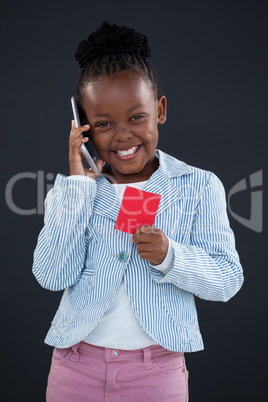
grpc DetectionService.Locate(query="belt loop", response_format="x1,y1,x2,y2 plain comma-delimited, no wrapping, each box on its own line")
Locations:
69,342,81,362
143,347,154,370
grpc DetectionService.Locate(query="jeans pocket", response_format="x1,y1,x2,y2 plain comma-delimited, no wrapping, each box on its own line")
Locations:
52,347,70,363
152,351,186,373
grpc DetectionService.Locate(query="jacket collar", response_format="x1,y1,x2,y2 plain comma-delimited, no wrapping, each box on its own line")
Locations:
93,149,192,221
156,149,192,178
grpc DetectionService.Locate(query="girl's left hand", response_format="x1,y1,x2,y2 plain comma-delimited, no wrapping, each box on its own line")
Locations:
131,225,169,266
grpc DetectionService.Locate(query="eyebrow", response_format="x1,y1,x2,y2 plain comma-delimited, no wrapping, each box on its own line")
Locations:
93,103,144,117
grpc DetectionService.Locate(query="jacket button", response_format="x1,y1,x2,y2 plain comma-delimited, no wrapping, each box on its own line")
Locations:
118,251,129,262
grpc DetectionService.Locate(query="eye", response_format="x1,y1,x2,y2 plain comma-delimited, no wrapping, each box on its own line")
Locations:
96,122,111,128
131,115,144,121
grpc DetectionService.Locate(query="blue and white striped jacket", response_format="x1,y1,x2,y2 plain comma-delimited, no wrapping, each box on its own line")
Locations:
32,149,244,352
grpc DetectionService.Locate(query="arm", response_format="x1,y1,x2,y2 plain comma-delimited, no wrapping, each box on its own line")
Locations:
32,174,96,291
150,172,244,302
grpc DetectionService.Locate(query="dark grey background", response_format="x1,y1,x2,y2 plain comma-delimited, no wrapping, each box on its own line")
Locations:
1,0,267,401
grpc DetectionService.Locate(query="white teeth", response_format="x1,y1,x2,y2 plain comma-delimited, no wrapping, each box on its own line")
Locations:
115,146,139,157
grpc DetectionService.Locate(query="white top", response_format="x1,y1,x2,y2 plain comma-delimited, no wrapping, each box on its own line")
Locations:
67,175,174,349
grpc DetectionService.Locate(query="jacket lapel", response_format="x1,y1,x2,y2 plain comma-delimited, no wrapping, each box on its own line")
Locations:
93,175,121,221
144,166,184,216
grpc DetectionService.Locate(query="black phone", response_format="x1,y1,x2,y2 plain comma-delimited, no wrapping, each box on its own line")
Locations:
71,96,99,175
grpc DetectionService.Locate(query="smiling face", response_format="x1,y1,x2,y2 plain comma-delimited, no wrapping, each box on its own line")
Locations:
81,70,167,183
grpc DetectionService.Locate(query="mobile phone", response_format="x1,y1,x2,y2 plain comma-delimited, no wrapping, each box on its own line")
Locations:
71,96,99,175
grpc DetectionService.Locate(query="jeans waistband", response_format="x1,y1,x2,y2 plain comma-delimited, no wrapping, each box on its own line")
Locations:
67,341,183,366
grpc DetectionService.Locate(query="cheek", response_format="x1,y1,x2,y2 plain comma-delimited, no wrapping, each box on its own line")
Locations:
92,133,109,149
146,125,159,142
138,121,157,138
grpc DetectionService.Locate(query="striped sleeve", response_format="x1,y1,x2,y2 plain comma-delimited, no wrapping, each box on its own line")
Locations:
157,172,244,302
32,173,96,291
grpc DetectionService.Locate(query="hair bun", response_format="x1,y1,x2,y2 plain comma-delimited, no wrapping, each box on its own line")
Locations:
75,21,151,68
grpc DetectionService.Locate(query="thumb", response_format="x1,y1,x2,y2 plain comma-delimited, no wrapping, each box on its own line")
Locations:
96,159,104,173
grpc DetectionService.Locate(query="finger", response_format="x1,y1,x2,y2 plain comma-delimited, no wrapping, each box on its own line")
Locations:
84,158,105,179
71,125,90,141
71,136,89,155
138,251,155,261
69,123,90,141
131,226,159,242
96,159,104,173
134,233,156,243
70,119,87,131
138,225,154,232
70,119,81,136
136,243,154,254
132,225,153,240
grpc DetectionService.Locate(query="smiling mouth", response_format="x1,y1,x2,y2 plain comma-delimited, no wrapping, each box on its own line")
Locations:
114,145,140,157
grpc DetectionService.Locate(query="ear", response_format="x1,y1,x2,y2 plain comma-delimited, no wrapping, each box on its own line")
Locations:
157,96,167,125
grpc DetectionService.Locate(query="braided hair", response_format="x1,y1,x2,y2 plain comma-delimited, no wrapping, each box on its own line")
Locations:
74,21,161,105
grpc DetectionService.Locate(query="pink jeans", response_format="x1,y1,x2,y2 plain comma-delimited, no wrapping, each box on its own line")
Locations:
46,341,189,402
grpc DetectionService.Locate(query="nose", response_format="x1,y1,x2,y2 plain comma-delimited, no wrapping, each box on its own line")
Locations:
114,126,132,142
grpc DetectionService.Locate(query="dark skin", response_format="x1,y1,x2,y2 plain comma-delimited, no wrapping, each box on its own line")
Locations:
130,225,169,266
69,70,169,265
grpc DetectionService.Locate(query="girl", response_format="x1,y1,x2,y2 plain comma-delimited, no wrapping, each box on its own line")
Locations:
32,21,244,402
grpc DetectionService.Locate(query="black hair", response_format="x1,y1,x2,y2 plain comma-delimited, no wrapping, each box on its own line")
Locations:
74,21,162,105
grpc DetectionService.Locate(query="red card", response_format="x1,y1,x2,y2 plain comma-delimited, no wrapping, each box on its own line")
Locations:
115,186,161,234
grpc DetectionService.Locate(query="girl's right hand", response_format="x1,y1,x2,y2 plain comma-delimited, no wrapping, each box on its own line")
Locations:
69,120,104,179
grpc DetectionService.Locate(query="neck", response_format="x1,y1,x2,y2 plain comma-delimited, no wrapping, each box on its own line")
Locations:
105,155,159,184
